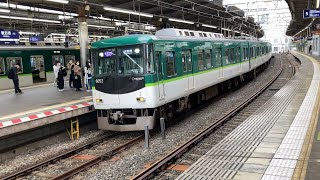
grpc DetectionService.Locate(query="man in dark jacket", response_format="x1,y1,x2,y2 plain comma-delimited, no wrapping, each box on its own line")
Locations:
12,63,23,95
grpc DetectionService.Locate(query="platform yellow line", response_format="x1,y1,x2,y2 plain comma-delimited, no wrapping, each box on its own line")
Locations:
0,97,92,121
292,51,320,180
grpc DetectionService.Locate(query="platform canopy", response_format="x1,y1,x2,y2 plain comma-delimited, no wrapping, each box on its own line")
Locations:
286,0,318,36
0,0,264,37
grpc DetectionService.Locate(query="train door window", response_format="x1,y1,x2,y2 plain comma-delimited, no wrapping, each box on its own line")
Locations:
228,48,234,64
7,57,23,73
198,50,204,70
147,45,155,73
205,50,212,68
166,51,176,77
215,48,222,67
52,55,64,66
181,51,188,72
236,47,240,62
30,55,46,82
225,49,229,65
0,58,4,75
186,51,192,72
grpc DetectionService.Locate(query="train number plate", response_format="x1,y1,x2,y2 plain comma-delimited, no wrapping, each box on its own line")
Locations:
95,79,104,84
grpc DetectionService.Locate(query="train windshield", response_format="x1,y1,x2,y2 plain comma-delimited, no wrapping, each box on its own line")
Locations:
95,45,145,76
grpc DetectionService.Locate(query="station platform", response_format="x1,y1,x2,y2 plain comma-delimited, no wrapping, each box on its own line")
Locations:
0,85,94,138
177,51,320,180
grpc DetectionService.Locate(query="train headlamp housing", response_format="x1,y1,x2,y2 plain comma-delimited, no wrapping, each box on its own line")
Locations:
136,97,145,102
96,99,103,103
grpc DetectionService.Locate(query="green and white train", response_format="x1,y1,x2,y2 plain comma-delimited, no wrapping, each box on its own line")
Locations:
91,28,272,131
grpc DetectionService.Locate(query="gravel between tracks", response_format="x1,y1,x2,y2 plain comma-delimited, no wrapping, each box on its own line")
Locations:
0,55,286,180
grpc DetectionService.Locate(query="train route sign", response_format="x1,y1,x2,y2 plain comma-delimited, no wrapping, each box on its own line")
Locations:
303,9,320,18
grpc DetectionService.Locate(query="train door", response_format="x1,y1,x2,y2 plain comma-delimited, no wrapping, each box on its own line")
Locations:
155,51,165,100
249,46,252,70
182,50,194,91
216,47,223,78
30,55,46,83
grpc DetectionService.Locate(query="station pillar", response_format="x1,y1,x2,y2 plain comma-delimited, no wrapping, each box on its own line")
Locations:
78,6,89,87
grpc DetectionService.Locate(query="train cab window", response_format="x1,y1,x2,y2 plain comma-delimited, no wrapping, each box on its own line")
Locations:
205,50,212,68
185,31,190,36
198,50,205,70
0,58,4,75
190,32,195,36
52,55,64,66
166,51,176,77
7,57,23,73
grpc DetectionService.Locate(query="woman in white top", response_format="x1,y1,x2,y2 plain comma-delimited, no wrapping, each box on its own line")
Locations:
53,61,60,87
84,61,92,92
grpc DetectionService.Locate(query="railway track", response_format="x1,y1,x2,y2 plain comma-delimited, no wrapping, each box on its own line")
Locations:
2,133,143,180
131,54,297,180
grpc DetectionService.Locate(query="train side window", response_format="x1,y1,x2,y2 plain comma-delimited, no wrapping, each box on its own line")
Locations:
7,57,23,73
0,58,4,75
237,47,241,62
198,50,204,70
52,55,64,66
166,51,176,77
205,50,212,68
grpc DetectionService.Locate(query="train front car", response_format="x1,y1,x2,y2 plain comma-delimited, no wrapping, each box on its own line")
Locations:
91,35,158,131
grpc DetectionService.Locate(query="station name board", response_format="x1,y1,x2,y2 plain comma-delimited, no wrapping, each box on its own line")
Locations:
303,9,320,19
0,29,19,45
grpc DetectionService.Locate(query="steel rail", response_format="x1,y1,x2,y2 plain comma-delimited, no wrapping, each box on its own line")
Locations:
2,133,121,180
51,135,144,180
132,58,285,180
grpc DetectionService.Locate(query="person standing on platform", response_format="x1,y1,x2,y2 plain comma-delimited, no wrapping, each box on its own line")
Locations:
9,63,23,95
53,61,59,87
73,61,82,91
84,61,93,92
309,45,312,55
67,60,75,88
57,64,67,91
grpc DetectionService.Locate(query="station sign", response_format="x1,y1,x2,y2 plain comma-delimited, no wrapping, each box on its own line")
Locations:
303,9,320,18
29,35,44,42
0,29,19,45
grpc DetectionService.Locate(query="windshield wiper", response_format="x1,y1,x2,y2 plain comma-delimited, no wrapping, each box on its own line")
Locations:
122,52,143,72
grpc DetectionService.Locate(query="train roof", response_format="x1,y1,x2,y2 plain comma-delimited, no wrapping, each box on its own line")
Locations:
91,29,270,49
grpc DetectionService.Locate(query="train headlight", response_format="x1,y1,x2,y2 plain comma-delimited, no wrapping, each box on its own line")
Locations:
99,52,104,57
136,97,145,102
96,99,103,103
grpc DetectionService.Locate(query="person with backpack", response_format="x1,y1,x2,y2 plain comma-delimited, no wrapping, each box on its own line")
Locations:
57,64,67,91
8,63,23,95
84,61,92,92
